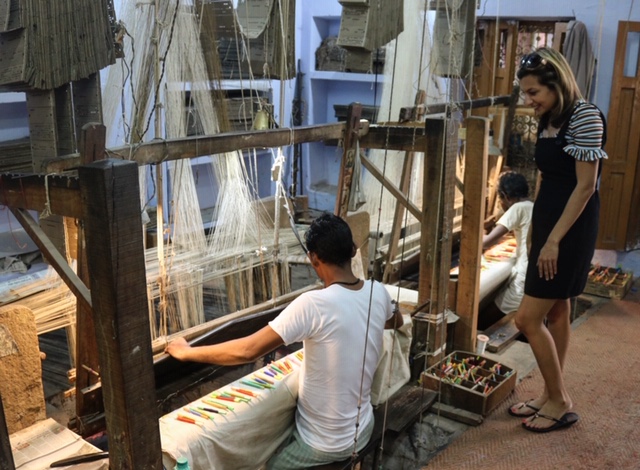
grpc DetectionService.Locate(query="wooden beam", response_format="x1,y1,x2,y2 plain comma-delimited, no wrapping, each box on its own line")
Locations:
382,151,415,283
55,84,76,156
75,123,106,437
26,89,59,173
0,393,15,470
72,74,104,142
45,122,352,173
0,173,83,218
360,154,422,220
151,284,319,354
454,118,488,352
335,103,362,218
382,91,428,283
79,159,161,469
417,117,457,367
359,124,427,151
9,208,92,311
399,95,511,122
501,84,520,163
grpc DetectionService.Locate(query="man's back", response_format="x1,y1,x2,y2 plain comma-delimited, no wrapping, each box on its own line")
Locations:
269,280,392,452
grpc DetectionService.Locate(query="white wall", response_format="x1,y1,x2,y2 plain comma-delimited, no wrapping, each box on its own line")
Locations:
477,0,640,117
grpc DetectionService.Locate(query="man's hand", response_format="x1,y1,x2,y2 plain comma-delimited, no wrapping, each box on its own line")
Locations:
165,337,192,361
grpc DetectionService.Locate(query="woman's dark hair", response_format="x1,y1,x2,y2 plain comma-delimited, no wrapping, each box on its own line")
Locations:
498,171,529,199
304,213,355,266
516,47,582,128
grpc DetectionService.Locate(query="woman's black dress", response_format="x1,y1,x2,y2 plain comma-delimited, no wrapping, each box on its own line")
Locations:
524,103,606,299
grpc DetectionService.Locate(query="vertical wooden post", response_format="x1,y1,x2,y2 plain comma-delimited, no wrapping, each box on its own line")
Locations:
0,393,16,470
334,103,363,218
74,123,107,436
79,159,162,469
72,74,104,140
417,117,457,367
454,118,489,352
383,91,427,282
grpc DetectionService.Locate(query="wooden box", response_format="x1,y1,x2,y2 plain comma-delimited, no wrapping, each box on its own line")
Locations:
421,351,516,416
584,266,633,300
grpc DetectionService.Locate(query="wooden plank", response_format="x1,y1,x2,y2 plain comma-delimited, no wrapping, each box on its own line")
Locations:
45,122,352,173
151,284,318,354
360,124,427,151
486,152,504,219
400,95,511,121
485,312,519,353
454,118,488,352
0,393,16,470
418,117,457,367
38,120,491,173
430,402,484,426
75,123,106,437
154,306,285,397
9,208,92,311
0,173,83,218
26,89,59,173
55,84,75,156
72,73,104,141
382,151,415,283
384,385,437,433
334,103,362,218
79,159,162,469
360,154,422,220
383,91,427,283
501,84,520,163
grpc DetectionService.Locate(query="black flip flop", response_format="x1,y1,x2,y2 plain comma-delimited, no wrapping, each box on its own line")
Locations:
522,412,579,433
508,399,540,418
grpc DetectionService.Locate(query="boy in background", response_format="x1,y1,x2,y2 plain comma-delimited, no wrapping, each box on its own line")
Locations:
482,171,533,321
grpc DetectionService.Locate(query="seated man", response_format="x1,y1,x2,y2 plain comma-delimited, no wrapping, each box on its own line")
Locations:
166,213,402,469
482,171,533,322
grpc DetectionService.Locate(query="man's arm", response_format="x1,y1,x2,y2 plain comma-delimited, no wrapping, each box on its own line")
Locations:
165,325,285,366
384,307,404,330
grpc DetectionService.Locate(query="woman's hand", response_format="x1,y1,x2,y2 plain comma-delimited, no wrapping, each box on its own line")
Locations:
165,337,191,361
537,239,559,280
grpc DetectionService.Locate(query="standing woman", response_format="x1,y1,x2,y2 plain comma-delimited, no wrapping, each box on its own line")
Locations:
508,47,607,433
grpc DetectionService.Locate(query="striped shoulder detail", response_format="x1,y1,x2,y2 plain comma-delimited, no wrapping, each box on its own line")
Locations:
564,102,608,162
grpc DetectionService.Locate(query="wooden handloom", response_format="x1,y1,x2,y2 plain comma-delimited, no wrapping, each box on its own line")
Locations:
0,91,514,467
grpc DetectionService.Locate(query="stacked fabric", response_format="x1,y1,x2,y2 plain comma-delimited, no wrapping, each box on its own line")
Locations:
0,0,117,91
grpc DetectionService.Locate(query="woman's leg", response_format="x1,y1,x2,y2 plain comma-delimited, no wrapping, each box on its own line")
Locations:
519,299,571,410
546,298,571,369
514,295,573,429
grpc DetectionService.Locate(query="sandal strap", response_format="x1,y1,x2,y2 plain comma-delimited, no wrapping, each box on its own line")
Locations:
531,412,562,424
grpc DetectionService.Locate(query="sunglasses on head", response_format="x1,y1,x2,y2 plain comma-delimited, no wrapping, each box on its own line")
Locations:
520,53,547,69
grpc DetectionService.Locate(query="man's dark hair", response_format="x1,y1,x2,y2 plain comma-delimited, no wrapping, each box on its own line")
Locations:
304,213,355,266
498,171,529,199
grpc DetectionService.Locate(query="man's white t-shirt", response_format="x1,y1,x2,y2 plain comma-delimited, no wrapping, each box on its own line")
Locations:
269,280,393,453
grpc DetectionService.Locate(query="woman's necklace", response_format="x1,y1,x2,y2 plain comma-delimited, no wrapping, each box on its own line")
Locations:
328,278,361,287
